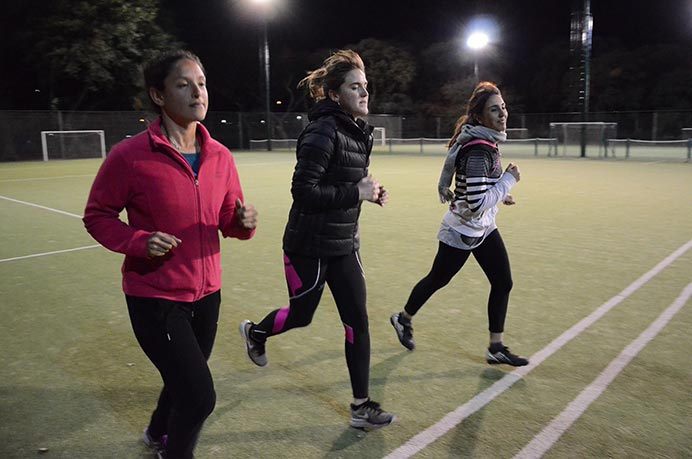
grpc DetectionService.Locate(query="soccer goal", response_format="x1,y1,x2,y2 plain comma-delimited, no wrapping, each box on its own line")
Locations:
41,130,106,161
373,127,386,147
548,122,617,157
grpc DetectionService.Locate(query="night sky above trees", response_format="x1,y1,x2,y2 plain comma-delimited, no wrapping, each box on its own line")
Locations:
2,0,691,115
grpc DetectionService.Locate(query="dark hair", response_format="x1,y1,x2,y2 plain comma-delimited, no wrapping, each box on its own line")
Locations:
298,50,365,102
143,50,205,113
447,81,501,148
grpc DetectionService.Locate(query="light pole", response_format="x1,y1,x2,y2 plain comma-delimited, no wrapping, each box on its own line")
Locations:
466,31,489,82
253,0,272,150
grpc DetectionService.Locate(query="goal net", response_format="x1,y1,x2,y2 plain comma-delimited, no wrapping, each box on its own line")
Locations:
548,122,617,157
41,130,106,161
373,127,386,146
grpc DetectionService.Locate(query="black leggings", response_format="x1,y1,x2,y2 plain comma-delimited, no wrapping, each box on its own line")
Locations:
403,229,513,333
126,290,220,459
252,251,370,399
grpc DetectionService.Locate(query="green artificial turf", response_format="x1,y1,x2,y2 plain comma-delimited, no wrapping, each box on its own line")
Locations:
1,153,690,458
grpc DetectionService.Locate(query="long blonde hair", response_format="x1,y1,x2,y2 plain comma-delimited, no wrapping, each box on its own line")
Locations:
298,50,365,102
447,81,501,148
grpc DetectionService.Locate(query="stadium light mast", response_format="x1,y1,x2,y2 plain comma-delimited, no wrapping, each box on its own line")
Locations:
253,0,272,151
580,0,593,157
466,31,489,82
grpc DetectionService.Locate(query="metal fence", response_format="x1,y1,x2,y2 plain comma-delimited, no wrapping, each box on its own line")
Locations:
1,109,691,161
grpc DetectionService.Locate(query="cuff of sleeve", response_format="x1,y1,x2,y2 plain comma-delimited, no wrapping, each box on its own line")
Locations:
129,230,154,258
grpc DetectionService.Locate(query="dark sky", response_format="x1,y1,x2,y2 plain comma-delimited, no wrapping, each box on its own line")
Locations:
174,0,690,50
165,0,692,109
3,0,691,111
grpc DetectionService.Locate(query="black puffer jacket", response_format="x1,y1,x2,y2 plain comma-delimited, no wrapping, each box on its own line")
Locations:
283,99,374,257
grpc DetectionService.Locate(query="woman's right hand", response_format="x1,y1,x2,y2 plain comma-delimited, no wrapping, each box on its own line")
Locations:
438,186,454,203
357,175,382,202
505,162,521,182
147,231,181,258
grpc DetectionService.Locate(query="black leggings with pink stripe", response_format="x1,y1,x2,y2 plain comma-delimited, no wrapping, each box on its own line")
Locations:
250,251,370,399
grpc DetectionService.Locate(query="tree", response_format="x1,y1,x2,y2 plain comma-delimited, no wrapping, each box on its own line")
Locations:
26,0,180,110
589,43,692,111
521,41,573,113
413,40,475,116
348,39,417,114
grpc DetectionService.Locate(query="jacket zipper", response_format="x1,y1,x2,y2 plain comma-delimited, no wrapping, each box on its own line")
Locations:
170,143,205,301
194,175,205,300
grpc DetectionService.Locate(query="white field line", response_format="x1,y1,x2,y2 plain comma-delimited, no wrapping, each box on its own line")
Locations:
384,238,692,459
514,281,692,459
0,195,103,262
0,174,95,183
1,195,83,219
0,244,102,263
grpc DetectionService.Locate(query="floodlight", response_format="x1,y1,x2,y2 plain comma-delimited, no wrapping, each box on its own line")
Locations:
467,32,489,50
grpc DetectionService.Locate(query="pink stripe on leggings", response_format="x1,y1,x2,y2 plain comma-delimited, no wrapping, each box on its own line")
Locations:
343,323,354,344
273,307,290,333
284,254,303,297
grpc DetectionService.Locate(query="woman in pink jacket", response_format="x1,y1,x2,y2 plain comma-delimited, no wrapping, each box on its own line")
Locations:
83,50,257,459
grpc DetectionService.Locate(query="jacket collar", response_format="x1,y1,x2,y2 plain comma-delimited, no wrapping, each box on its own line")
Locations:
308,99,374,137
149,117,212,154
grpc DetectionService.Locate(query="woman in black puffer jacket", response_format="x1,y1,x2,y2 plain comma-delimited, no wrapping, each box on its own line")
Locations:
240,50,396,430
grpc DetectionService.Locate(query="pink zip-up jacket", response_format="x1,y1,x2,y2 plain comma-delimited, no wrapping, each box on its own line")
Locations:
83,118,255,302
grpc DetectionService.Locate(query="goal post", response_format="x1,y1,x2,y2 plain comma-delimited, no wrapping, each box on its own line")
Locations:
548,122,617,157
372,127,386,147
40,130,106,161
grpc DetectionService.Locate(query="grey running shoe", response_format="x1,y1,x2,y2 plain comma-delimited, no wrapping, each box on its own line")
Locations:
142,428,166,450
486,346,529,366
240,320,267,367
390,312,415,350
350,399,397,430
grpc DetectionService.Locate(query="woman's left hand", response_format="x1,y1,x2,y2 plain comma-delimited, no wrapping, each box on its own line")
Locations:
503,194,516,205
235,198,258,229
375,186,389,206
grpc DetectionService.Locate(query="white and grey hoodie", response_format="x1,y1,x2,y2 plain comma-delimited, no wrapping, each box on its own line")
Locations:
436,125,516,250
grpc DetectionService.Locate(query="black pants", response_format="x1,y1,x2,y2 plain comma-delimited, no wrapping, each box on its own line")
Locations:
126,290,220,459
404,229,513,333
252,251,371,399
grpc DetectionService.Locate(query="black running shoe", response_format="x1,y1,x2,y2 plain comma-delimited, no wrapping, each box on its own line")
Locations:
486,346,529,367
350,399,397,430
390,312,415,350
239,320,267,367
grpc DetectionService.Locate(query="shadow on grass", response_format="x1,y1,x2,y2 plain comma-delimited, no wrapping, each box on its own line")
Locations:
446,367,528,458
327,350,412,456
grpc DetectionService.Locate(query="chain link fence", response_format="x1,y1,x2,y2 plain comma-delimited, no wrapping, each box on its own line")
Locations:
1,109,691,161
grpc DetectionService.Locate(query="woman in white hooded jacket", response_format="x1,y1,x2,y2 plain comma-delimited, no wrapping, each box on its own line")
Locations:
390,81,529,367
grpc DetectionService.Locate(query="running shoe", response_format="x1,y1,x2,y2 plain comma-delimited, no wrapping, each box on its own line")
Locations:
240,320,267,367
142,428,166,450
350,399,397,430
390,312,415,350
486,345,529,367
